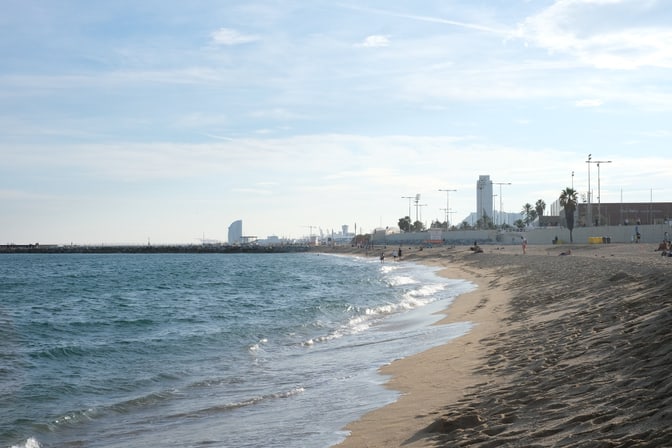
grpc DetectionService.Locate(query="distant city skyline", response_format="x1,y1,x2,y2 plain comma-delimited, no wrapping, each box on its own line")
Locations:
2,2,671,244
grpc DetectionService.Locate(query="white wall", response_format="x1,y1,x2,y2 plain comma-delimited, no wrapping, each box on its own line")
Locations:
371,223,671,246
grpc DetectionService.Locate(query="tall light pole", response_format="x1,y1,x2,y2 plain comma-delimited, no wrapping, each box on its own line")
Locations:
493,182,511,227
414,194,421,224
586,156,611,226
438,188,457,229
492,194,498,226
448,210,456,226
440,208,448,226
401,196,413,231
595,160,612,226
586,154,592,226
418,204,428,227
650,188,654,224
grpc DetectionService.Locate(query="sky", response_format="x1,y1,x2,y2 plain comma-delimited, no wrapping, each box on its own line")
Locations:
2,0,671,245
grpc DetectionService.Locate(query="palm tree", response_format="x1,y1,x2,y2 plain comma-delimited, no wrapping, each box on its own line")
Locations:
559,187,578,243
535,199,546,222
530,209,538,224
521,203,534,227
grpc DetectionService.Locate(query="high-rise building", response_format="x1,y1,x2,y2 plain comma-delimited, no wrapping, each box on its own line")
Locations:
476,175,493,223
228,220,243,245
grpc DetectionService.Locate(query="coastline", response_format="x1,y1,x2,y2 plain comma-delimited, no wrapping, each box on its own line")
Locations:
332,243,672,447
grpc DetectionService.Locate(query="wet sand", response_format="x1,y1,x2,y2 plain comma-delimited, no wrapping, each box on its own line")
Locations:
332,243,672,447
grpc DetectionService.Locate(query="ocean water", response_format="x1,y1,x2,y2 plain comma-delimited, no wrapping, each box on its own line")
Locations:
0,252,474,448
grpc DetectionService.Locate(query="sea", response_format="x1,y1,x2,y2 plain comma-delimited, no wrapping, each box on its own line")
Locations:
0,252,474,448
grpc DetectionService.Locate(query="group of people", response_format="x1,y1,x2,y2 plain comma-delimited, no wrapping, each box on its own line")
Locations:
380,247,403,263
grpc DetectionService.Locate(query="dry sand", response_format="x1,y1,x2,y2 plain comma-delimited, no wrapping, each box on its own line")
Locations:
331,242,672,447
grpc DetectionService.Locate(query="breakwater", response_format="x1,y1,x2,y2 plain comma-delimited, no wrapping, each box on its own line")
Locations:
0,244,311,254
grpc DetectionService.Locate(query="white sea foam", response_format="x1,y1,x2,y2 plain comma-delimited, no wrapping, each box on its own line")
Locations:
387,275,417,286
219,387,307,412
11,437,41,448
302,300,406,347
50,407,99,428
332,268,452,337
409,283,445,298
249,338,268,352
379,264,400,274
302,329,347,346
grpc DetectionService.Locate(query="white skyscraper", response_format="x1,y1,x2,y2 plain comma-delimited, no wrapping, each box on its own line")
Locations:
228,220,243,244
476,175,493,223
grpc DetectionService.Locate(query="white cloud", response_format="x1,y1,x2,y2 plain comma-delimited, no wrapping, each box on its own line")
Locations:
341,5,509,36
357,35,391,48
177,113,229,129
211,28,260,45
639,129,672,138
575,98,603,107
516,0,672,69
232,187,273,195
248,108,304,121
0,189,57,201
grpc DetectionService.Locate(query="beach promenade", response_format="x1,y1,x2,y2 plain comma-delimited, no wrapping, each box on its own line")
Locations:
333,243,672,447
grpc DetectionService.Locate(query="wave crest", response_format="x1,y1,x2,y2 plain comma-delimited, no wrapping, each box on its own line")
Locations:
10,437,41,448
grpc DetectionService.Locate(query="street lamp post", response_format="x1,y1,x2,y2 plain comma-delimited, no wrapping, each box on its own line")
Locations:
418,204,428,227
493,182,511,227
586,154,592,226
586,156,612,226
401,196,413,231
414,194,421,224
438,188,457,230
572,171,574,189
448,210,456,227
492,194,498,226
596,160,612,225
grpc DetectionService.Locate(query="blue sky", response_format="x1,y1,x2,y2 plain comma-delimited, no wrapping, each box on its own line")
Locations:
2,0,671,244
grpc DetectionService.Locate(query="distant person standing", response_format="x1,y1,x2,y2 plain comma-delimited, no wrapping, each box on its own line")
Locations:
521,236,527,254
380,252,385,263
398,247,402,260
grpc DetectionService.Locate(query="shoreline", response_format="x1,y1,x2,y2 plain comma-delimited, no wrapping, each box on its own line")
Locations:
332,243,672,447
336,247,511,447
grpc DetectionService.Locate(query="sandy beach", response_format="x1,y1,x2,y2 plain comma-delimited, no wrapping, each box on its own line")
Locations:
332,242,672,447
